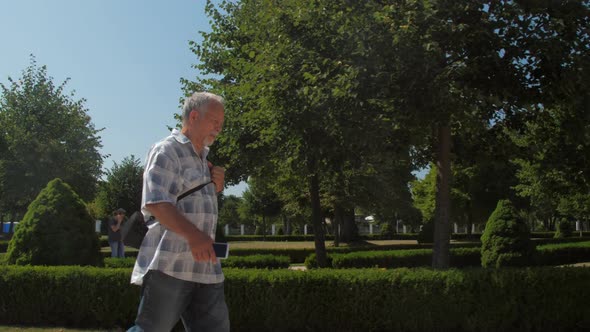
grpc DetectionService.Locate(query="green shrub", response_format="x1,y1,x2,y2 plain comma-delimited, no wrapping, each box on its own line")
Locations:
304,253,333,269
306,248,482,269
103,255,290,269
223,254,290,269
417,220,434,244
536,241,590,266
554,219,573,238
5,178,101,266
254,226,264,235
481,200,534,268
1,266,590,331
104,257,137,268
277,226,284,235
379,222,395,239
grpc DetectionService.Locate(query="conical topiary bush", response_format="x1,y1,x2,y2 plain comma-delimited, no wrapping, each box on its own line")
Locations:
6,178,101,266
554,218,573,238
481,199,534,268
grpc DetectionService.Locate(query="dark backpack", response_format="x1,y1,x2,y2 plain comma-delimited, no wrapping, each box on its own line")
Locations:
121,211,149,249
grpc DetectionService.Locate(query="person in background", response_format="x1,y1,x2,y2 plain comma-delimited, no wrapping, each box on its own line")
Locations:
108,208,126,258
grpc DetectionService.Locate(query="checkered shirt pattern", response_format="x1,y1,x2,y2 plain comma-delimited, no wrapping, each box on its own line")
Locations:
130,129,223,286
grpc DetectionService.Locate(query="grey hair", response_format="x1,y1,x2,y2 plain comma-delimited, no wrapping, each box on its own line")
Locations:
182,92,224,123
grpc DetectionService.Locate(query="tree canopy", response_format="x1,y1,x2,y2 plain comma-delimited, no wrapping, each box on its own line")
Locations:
0,57,104,219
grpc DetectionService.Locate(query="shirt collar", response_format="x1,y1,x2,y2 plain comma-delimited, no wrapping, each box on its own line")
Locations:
171,128,210,159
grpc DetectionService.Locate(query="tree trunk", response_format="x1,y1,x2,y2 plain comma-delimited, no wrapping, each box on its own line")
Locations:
282,214,291,235
0,214,4,235
433,124,452,269
333,205,342,247
308,160,327,267
262,215,266,241
341,207,357,243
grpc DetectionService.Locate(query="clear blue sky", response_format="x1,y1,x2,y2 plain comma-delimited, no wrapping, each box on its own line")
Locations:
0,0,247,196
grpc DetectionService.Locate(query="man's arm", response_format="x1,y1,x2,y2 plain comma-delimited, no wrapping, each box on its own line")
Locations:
145,202,217,262
110,219,122,232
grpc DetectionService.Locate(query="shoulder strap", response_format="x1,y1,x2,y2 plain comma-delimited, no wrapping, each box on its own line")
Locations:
176,181,213,202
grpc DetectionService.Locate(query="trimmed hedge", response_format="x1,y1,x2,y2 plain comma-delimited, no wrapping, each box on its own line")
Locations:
230,243,482,264
103,257,138,268
223,254,290,269
305,248,482,269
0,266,589,331
306,241,590,269
225,232,590,242
103,255,290,269
536,241,590,266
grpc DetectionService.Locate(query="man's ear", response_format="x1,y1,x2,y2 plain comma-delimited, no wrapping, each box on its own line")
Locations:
190,109,200,123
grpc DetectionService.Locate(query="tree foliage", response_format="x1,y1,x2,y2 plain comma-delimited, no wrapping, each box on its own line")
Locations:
6,178,101,266
0,57,104,218
218,194,245,228
92,155,144,219
188,0,590,268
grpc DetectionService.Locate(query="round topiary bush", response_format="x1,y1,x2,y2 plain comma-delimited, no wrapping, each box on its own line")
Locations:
417,220,434,244
480,199,534,268
6,178,102,266
554,219,573,238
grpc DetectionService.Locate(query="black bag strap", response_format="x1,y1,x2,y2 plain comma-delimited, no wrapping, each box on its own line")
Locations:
176,181,213,202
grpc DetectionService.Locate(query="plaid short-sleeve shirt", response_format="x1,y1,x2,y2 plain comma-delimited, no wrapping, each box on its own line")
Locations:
130,129,223,285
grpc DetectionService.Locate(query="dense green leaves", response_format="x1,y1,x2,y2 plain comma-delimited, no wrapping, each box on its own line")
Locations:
187,0,590,268
92,155,144,219
0,57,104,219
6,178,102,266
481,200,534,268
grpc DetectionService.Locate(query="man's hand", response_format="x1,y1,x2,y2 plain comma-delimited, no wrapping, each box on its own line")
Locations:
188,230,217,263
146,202,218,263
208,161,225,193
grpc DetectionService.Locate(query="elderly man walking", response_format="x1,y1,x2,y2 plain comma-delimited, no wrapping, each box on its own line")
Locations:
128,92,228,332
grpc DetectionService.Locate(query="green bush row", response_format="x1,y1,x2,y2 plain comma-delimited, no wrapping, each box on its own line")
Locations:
103,254,291,269
223,231,590,242
223,254,290,269
228,243,483,264
305,241,590,269
305,248,482,269
0,265,589,331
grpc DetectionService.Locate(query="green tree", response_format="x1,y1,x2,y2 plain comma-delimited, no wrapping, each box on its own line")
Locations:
187,0,417,266
554,219,573,239
6,178,101,266
189,0,589,269
218,194,244,228
93,155,144,219
240,177,282,239
411,166,437,224
0,57,104,220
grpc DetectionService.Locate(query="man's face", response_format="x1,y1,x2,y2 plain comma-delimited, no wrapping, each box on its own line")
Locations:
115,212,125,222
194,102,224,147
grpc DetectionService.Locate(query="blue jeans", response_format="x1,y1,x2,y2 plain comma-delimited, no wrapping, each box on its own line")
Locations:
109,240,125,258
128,270,230,332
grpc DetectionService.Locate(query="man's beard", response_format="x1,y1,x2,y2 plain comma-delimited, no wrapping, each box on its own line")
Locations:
203,134,216,147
